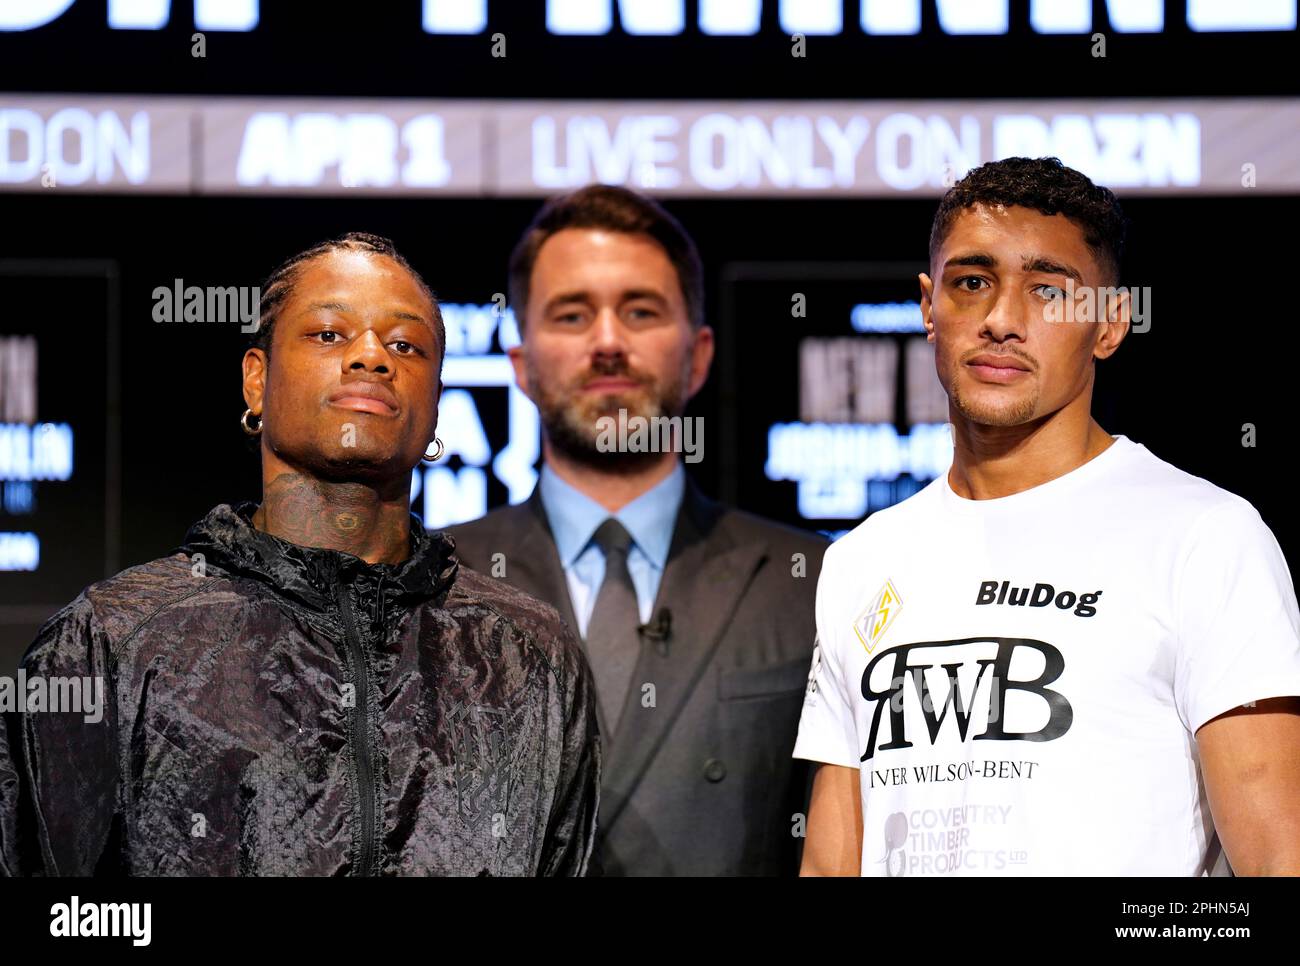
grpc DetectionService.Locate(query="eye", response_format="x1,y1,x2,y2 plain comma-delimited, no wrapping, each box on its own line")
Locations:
1036,284,1066,301
315,330,343,344
955,276,988,292
391,341,420,355
627,306,659,320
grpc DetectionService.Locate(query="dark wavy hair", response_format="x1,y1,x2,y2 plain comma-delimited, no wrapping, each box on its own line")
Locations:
508,184,705,328
929,157,1128,285
247,232,445,372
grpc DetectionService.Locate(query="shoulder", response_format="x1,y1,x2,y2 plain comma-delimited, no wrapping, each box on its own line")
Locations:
441,502,538,566
443,501,536,538
694,492,829,581
24,553,215,668
822,476,942,569
1107,443,1282,563
716,504,830,555
444,563,586,681
1117,440,1254,521
709,506,830,598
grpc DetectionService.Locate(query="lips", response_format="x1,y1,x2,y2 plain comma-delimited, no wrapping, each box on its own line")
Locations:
328,382,399,416
582,377,641,392
966,353,1031,372
966,352,1032,383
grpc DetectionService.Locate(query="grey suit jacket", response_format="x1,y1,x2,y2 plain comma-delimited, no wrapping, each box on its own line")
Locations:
444,476,827,875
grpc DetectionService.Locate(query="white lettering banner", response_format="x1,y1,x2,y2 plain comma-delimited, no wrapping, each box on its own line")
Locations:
1,94,1296,196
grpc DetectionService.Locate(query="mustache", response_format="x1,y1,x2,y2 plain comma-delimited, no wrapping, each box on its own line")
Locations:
578,356,652,387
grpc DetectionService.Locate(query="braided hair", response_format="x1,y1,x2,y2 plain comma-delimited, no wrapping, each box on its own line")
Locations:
248,232,445,372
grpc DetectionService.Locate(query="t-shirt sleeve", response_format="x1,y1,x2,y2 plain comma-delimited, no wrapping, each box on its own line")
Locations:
1174,497,1300,734
792,547,862,769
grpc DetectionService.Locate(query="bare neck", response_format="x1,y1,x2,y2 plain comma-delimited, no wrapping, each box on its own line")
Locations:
947,401,1115,501
252,461,413,565
543,440,679,513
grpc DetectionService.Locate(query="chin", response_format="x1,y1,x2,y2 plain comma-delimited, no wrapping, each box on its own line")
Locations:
959,404,1039,428
317,450,406,480
953,387,1039,427
604,393,667,425
577,390,644,418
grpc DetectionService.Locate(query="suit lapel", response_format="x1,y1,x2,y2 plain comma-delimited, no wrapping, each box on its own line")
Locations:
600,480,769,831
503,490,581,637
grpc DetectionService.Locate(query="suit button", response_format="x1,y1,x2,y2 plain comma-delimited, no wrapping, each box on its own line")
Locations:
703,758,726,783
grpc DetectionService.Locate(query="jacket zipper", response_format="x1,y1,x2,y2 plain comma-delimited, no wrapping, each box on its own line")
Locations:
337,583,378,876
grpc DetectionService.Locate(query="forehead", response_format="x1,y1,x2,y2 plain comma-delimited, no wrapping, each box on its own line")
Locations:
532,228,680,295
939,203,1101,276
288,250,432,313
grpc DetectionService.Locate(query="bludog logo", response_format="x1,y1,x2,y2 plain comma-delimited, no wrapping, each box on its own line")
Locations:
853,579,902,654
859,636,1073,762
975,580,1102,617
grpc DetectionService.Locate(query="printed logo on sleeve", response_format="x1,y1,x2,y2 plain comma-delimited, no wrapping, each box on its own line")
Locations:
854,579,903,654
805,636,821,696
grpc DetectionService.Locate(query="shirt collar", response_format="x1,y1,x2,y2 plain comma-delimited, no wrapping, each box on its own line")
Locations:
178,501,458,616
539,462,685,570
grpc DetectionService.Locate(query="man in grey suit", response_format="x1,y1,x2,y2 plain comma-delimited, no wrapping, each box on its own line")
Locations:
446,185,826,875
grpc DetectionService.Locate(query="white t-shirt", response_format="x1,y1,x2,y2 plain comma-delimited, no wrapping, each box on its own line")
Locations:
794,434,1300,876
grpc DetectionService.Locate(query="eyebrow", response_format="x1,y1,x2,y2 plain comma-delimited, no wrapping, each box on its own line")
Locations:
621,289,670,305
302,301,427,324
1022,256,1083,283
542,289,670,312
942,252,1084,283
944,252,997,271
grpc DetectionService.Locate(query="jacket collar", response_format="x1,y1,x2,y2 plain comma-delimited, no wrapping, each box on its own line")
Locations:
179,501,458,616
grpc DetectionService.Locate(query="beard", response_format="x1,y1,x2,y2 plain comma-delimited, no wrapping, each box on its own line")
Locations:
946,348,1040,428
527,354,690,474
949,377,1040,427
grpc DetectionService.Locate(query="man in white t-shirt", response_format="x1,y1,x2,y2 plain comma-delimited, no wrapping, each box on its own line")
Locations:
795,156,1300,876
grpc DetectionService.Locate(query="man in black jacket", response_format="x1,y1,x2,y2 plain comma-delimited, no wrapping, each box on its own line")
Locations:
447,186,825,875
0,233,599,876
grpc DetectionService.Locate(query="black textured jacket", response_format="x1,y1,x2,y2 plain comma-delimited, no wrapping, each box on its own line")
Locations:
0,502,600,876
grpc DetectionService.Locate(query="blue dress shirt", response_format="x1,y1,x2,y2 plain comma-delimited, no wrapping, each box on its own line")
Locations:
537,462,685,638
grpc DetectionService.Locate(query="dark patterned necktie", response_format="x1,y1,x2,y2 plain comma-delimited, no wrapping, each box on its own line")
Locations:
584,518,640,738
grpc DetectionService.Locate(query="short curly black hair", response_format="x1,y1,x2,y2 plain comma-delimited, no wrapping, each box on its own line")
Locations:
929,157,1127,286
247,231,445,374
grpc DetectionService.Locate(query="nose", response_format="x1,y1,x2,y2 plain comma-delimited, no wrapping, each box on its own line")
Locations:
587,309,631,369
979,285,1029,345
590,306,630,360
341,328,393,375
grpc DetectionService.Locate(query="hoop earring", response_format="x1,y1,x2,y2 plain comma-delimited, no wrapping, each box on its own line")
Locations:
241,408,262,436
422,437,444,462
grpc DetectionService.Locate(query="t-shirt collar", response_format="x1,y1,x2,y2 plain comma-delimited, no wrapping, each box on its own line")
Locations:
940,434,1137,512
